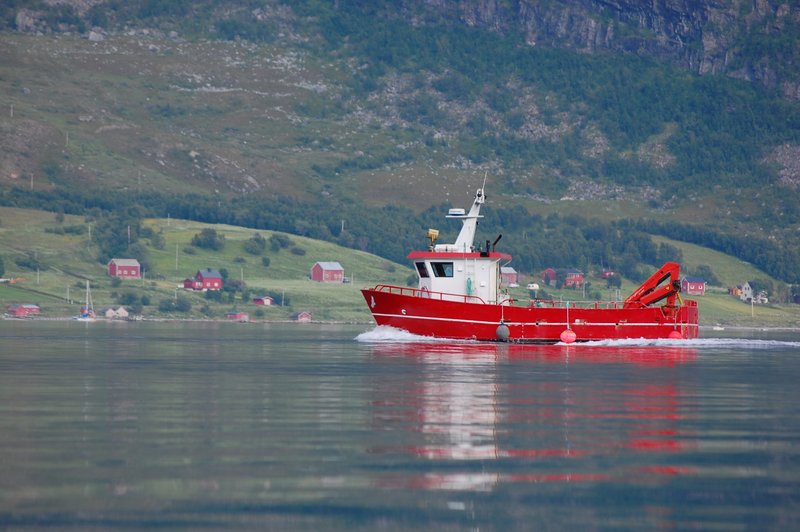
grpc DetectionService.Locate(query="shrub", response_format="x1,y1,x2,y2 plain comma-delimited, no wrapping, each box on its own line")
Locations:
191,228,225,250
244,233,267,255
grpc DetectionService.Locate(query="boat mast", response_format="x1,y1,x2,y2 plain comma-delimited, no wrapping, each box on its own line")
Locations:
446,175,486,252
86,280,93,312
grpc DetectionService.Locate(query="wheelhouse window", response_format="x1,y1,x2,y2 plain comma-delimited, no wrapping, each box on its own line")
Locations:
415,262,430,278
431,262,454,278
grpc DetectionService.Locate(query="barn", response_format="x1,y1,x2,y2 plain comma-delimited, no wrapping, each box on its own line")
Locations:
252,295,274,306
292,310,312,322
108,258,141,279
311,261,344,282
540,268,557,287
6,303,41,318
500,266,519,286
226,311,249,322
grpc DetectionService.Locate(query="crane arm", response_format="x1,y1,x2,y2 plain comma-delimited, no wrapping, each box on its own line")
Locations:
623,262,682,309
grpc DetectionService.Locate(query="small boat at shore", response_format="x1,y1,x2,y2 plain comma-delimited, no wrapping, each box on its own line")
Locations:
361,183,699,343
73,280,96,322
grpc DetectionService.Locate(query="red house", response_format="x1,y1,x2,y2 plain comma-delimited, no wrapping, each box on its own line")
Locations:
540,268,557,287
311,261,344,282
183,268,223,291
681,276,706,296
6,303,41,317
292,310,312,322
500,266,519,286
564,269,585,288
226,311,249,322
108,258,141,279
252,295,274,306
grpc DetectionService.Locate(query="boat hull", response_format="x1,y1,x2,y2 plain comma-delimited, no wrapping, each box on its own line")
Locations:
362,287,699,343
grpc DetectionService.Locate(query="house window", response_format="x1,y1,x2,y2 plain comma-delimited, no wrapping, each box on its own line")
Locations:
431,262,454,278
415,262,430,278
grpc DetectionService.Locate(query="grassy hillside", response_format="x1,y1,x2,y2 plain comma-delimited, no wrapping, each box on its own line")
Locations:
0,206,409,322
1,206,798,327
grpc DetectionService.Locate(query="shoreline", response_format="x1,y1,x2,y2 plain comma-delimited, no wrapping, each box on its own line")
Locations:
3,316,799,332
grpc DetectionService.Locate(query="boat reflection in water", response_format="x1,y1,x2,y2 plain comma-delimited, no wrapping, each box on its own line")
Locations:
365,338,698,491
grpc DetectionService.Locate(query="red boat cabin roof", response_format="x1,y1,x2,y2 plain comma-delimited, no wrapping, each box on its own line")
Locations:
407,250,512,261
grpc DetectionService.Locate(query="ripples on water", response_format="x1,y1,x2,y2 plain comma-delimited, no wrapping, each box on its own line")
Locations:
1,321,798,529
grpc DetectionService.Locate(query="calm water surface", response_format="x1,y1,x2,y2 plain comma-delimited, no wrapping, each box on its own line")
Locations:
1,321,798,530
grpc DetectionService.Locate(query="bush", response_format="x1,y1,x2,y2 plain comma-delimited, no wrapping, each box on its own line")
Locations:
244,233,267,255
290,247,306,256
261,256,271,268
269,234,293,251
191,228,225,250
175,295,192,312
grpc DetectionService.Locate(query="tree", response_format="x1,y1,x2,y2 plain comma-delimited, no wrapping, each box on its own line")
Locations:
0,256,4,278
191,228,225,250
691,264,720,286
175,295,192,312
244,232,266,255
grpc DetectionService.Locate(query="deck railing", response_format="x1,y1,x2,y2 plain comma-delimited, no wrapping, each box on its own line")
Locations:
369,285,688,311
529,299,626,310
371,284,487,304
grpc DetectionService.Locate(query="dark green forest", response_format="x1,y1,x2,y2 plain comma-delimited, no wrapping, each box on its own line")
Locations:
2,186,798,289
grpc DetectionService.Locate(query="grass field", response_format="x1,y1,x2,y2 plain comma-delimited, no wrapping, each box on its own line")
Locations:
1,206,798,327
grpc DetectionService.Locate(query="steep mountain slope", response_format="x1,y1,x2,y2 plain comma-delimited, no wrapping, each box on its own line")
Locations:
1,0,799,286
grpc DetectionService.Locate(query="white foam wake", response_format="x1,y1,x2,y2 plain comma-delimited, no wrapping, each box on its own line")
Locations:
567,337,800,349
355,326,458,343
356,327,800,349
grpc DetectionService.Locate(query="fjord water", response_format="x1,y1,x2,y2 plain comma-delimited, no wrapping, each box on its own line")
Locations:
1,321,798,530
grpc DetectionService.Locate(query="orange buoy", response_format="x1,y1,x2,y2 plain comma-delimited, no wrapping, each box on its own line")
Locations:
560,329,576,344
668,330,683,340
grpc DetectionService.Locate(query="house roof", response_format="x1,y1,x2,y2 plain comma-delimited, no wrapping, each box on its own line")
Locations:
500,266,517,274
315,261,343,270
110,258,140,267
197,268,222,279
683,276,705,283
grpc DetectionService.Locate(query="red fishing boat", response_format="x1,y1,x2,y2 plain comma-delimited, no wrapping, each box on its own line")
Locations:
361,183,699,343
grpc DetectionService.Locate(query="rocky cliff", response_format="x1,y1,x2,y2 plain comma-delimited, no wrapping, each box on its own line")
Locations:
6,1,798,98
413,0,799,99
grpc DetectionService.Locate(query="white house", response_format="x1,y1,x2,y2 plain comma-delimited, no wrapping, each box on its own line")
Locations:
740,281,769,304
